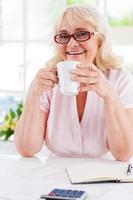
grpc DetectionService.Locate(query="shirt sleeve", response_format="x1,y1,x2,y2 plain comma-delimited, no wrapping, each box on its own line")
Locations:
117,70,133,109
40,90,53,113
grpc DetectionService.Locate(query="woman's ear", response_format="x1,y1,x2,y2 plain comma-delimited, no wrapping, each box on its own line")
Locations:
98,37,102,48
98,34,104,48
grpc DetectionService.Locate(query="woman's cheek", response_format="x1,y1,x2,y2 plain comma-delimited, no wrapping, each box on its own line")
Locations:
85,45,98,63
56,45,66,60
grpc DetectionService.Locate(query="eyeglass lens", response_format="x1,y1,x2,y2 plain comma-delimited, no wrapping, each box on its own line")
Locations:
55,31,92,44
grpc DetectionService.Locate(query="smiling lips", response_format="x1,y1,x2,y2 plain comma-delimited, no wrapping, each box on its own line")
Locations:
66,50,86,55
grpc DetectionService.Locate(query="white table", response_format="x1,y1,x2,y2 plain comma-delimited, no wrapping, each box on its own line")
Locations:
0,141,133,200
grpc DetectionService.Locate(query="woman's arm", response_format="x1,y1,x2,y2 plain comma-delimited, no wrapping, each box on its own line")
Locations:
71,63,133,161
14,67,58,157
104,94,133,161
14,95,48,157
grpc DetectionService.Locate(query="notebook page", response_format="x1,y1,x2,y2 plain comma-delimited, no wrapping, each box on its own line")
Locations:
66,161,133,183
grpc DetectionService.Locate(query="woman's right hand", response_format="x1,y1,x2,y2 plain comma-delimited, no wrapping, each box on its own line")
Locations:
28,66,58,97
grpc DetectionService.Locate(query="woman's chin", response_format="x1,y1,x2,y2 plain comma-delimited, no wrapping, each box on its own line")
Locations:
66,54,85,63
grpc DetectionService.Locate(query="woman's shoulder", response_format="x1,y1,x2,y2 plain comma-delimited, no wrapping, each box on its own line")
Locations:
108,67,133,83
107,67,133,97
108,67,133,109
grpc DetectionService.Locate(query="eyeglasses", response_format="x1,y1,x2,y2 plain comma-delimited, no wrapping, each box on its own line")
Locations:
54,31,99,44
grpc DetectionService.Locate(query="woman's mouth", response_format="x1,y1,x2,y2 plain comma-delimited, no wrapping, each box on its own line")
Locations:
66,50,86,55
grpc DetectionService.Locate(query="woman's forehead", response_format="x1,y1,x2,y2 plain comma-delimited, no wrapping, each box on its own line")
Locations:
58,17,95,33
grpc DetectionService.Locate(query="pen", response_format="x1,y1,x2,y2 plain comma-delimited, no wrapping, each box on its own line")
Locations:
127,164,133,175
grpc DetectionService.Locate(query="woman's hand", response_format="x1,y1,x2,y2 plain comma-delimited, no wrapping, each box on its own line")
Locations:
71,63,115,99
28,66,58,96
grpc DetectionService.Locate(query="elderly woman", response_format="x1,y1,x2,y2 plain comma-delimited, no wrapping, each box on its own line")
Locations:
14,5,133,161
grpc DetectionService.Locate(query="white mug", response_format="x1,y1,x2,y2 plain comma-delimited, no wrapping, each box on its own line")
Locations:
57,60,80,96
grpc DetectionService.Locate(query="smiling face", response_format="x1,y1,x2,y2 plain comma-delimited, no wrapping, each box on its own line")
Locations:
54,15,99,65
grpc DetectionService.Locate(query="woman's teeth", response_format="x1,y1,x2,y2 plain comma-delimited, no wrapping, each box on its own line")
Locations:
66,51,85,55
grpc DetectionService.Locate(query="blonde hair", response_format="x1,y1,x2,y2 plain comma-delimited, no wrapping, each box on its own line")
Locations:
47,5,122,71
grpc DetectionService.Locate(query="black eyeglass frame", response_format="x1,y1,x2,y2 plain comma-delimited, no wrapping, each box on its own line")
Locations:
54,31,99,44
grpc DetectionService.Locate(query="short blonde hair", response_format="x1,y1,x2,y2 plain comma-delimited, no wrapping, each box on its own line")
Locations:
47,5,122,71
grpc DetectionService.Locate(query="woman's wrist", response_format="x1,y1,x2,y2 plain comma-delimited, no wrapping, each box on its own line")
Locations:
103,88,120,106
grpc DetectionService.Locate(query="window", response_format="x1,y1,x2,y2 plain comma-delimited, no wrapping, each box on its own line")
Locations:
0,0,133,123
105,0,133,72
0,0,66,122
67,0,133,71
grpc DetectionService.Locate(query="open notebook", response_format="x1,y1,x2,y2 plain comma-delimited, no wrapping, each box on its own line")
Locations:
65,160,133,184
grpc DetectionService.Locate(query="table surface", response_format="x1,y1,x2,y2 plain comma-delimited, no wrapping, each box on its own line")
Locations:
0,141,133,200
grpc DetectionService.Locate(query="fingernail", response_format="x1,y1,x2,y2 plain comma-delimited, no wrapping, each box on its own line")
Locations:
71,76,76,80
72,69,76,73
89,66,93,71
77,64,81,68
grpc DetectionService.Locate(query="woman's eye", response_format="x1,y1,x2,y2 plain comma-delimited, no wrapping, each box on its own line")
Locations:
76,32,88,37
59,34,69,39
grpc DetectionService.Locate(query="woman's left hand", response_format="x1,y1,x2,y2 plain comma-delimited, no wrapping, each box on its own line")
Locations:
71,63,115,99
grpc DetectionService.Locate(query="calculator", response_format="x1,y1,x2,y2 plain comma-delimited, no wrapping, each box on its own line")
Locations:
40,188,87,200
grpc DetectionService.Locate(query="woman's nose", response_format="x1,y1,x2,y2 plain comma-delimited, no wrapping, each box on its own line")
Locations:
67,36,79,47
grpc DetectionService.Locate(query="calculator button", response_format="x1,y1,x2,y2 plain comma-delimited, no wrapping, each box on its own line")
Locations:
54,189,64,196
62,189,72,197
75,191,85,198
67,190,78,198
56,189,66,197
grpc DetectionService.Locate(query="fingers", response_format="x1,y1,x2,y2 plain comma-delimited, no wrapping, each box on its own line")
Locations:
39,66,58,82
40,69,58,84
71,63,99,84
77,63,98,71
33,66,58,92
71,75,97,85
38,77,55,87
70,63,100,93
72,68,98,78
72,63,98,78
